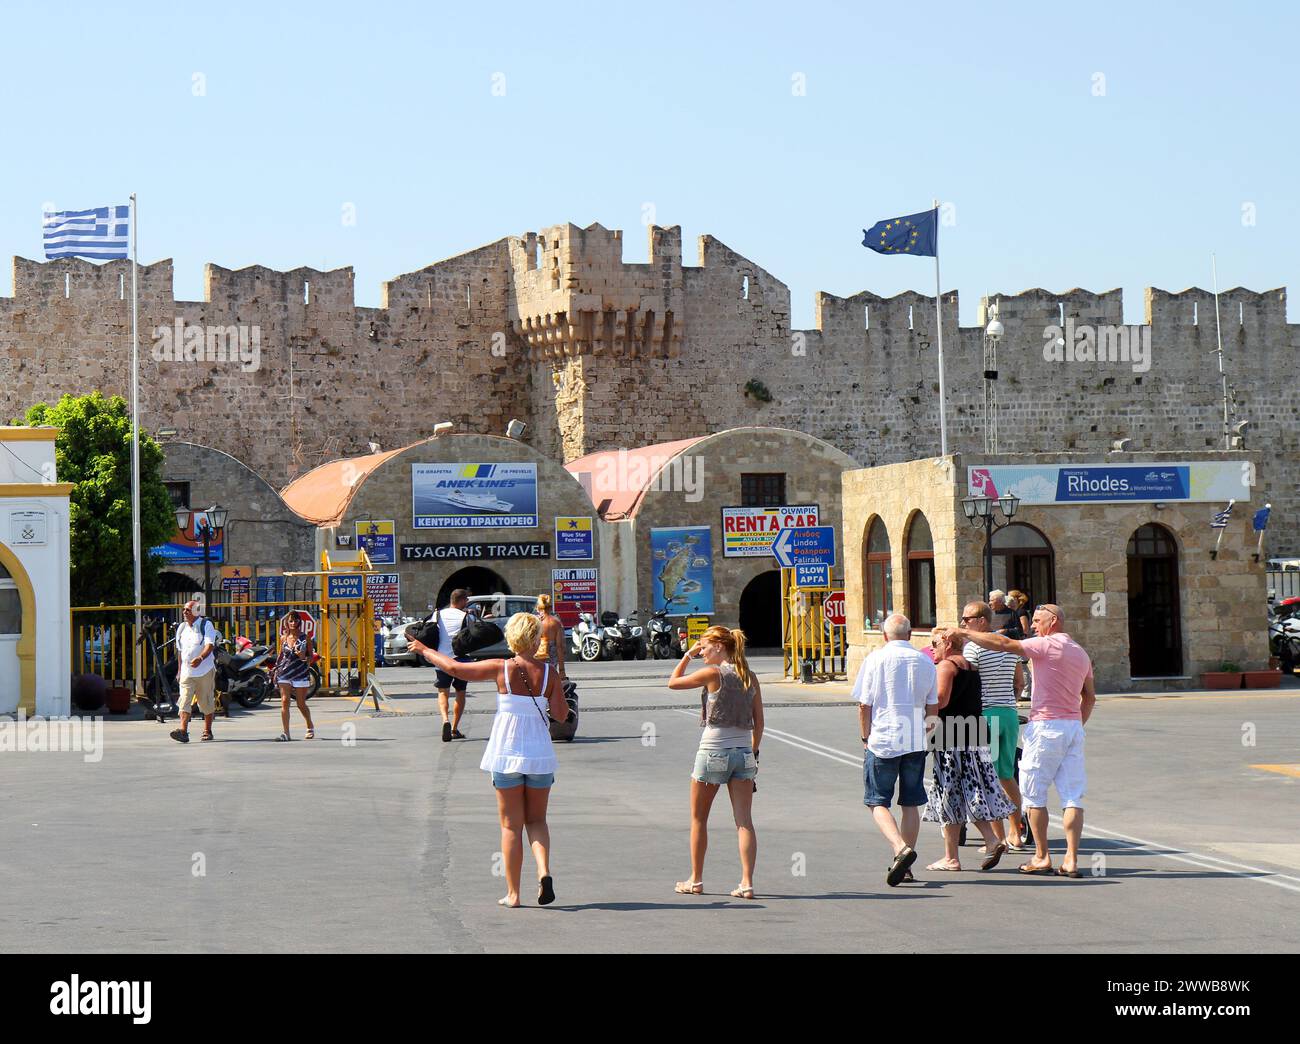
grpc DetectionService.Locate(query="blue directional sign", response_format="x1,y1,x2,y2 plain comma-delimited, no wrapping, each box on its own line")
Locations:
795,563,830,589
327,573,364,601
771,525,836,569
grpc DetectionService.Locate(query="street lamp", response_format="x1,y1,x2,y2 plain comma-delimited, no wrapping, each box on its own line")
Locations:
961,493,1020,600
175,505,227,611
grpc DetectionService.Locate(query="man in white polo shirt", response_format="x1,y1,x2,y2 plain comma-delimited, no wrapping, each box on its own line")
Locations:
170,599,220,744
955,603,1096,877
853,613,939,887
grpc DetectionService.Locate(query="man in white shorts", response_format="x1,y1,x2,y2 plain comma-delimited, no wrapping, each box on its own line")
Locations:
170,599,219,743
954,603,1095,877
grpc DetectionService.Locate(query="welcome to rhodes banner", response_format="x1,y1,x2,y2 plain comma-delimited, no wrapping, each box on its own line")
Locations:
968,462,1251,505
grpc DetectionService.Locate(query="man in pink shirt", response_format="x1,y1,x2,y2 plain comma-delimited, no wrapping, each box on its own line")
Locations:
954,603,1096,877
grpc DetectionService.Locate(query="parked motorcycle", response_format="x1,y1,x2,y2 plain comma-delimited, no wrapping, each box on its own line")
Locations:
1268,596,1300,674
646,609,682,659
214,636,274,710
571,611,605,662
599,610,646,661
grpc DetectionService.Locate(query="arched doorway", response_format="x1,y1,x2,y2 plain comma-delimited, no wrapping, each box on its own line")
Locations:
437,566,511,607
1127,523,1183,677
739,570,782,649
989,523,1056,605
0,544,36,715
905,512,936,630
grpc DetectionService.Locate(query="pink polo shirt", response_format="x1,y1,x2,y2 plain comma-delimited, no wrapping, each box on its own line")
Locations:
1020,632,1093,721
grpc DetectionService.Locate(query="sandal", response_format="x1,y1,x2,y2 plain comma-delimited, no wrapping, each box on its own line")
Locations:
1056,866,1082,879
886,845,917,887
674,880,703,894
451,729,466,739
925,859,962,872
305,728,315,740
276,733,291,742
537,875,555,906
730,885,755,899
200,731,213,742
980,842,1008,871
1018,863,1055,875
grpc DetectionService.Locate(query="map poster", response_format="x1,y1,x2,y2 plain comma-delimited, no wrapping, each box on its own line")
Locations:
650,526,714,616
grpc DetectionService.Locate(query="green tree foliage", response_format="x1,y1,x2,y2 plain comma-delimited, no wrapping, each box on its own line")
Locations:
22,393,174,606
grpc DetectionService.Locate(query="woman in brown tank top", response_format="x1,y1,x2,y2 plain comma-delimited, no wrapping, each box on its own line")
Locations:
667,625,765,900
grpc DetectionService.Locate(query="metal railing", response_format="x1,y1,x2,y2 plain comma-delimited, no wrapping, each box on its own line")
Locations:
781,572,846,681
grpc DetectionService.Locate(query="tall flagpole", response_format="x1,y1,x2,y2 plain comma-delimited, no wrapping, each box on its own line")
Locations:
1211,253,1229,450
130,193,143,691
932,199,948,456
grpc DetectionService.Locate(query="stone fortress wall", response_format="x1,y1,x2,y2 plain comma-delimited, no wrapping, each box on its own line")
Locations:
1,221,1294,553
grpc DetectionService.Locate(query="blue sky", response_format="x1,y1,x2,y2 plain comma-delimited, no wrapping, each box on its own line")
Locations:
1,0,1294,327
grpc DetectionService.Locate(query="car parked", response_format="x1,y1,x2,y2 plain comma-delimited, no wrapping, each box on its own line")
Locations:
383,596,558,666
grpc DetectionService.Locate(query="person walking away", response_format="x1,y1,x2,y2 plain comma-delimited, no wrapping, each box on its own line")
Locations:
954,604,1095,877
960,601,1027,849
535,594,566,680
922,627,1017,871
410,614,572,907
170,599,220,743
667,625,764,899
274,612,316,741
853,613,938,886
433,588,471,742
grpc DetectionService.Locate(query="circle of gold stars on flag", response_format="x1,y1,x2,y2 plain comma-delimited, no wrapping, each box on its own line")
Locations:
879,218,922,253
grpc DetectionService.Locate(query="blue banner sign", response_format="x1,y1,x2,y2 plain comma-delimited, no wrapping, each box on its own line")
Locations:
327,573,364,601
771,525,836,569
412,462,539,529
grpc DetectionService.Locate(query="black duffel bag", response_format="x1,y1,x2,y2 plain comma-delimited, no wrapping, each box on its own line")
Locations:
452,614,503,657
404,615,440,649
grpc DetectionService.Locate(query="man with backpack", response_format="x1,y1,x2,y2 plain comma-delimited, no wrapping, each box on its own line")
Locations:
433,589,471,742
170,599,221,743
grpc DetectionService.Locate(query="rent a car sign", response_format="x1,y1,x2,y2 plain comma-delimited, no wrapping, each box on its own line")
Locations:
721,505,819,558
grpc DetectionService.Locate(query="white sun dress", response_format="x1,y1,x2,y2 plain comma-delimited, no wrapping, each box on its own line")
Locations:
479,660,557,776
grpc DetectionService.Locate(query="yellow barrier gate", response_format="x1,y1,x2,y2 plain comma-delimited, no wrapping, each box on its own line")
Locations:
781,569,846,682
70,596,373,698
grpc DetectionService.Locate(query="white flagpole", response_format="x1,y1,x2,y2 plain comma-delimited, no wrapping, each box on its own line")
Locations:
129,193,143,691
1212,253,1229,450
1212,499,1234,560
932,199,948,456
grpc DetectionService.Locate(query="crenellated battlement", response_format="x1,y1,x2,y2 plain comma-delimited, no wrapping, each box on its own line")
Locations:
1,221,1298,553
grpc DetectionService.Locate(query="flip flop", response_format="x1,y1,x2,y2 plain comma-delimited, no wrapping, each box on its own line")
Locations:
886,845,918,887
497,896,520,908
1055,867,1082,879
980,842,1008,871
451,729,466,739
1018,863,1055,875
538,875,555,906
925,860,962,872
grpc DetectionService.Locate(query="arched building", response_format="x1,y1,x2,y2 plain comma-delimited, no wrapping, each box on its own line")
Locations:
567,427,858,646
843,452,1271,692
281,433,601,615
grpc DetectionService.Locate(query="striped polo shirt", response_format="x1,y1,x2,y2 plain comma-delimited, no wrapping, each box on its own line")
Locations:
963,642,1018,709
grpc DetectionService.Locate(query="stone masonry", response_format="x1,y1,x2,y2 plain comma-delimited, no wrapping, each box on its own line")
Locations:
2,222,1295,554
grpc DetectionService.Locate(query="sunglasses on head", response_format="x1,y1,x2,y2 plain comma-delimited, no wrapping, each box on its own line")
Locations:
1036,605,1059,618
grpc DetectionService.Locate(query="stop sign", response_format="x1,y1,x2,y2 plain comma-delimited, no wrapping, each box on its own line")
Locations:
824,592,846,627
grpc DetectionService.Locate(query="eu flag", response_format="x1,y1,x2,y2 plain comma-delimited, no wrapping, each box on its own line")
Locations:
862,208,937,257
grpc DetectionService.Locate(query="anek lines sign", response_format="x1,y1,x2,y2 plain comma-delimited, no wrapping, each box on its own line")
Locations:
721,505,819,557
412,462,538,529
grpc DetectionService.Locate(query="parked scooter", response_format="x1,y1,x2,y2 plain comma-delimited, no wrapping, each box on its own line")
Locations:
599,610,647,661
1268,596,1300,674
646,609,682,659
570,612,605,662
214,635,274,710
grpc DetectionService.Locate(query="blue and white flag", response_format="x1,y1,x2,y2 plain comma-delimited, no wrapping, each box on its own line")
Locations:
1210,501,1235,529
43,204,130,260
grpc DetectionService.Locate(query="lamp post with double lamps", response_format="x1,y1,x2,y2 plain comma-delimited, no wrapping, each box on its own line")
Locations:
960,493,1020,600
174,505,228,611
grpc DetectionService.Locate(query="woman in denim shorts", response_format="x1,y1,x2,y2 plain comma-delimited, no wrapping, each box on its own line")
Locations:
667,625,765,900
411,613,573,909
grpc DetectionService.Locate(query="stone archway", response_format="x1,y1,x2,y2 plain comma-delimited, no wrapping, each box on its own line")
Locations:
437,566,511,607
738,569,783,649
0,541,37,715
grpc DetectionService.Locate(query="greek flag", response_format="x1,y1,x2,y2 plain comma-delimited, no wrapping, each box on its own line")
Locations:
43,204,130,260
1210,501,1235,529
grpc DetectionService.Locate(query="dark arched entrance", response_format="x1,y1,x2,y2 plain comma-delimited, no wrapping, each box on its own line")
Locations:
738,570,782,649
1127,523,1183,677
437,566,511,607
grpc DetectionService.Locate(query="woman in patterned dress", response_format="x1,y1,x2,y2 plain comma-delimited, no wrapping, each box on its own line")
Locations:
923,627,1016,871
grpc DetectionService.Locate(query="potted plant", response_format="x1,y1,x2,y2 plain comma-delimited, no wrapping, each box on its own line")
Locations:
106,683,133,714
1201,662,1243,689
1243,666,1283,688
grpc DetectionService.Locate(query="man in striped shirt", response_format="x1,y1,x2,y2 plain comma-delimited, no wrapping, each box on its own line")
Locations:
961,601,1027,849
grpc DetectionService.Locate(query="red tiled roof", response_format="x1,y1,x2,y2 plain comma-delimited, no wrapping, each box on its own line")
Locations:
565,436,708,519
280,443,415,526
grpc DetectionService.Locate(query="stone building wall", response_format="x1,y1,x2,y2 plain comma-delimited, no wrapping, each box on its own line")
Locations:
843,452,1270,693
3,220,1295,554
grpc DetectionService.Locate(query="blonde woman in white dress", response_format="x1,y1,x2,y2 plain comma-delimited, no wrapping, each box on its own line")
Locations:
411,613,572,908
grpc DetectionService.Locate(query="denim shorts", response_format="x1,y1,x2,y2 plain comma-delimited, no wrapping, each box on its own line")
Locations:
692,747,757,785
863,749,928,808
491,771,555,790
